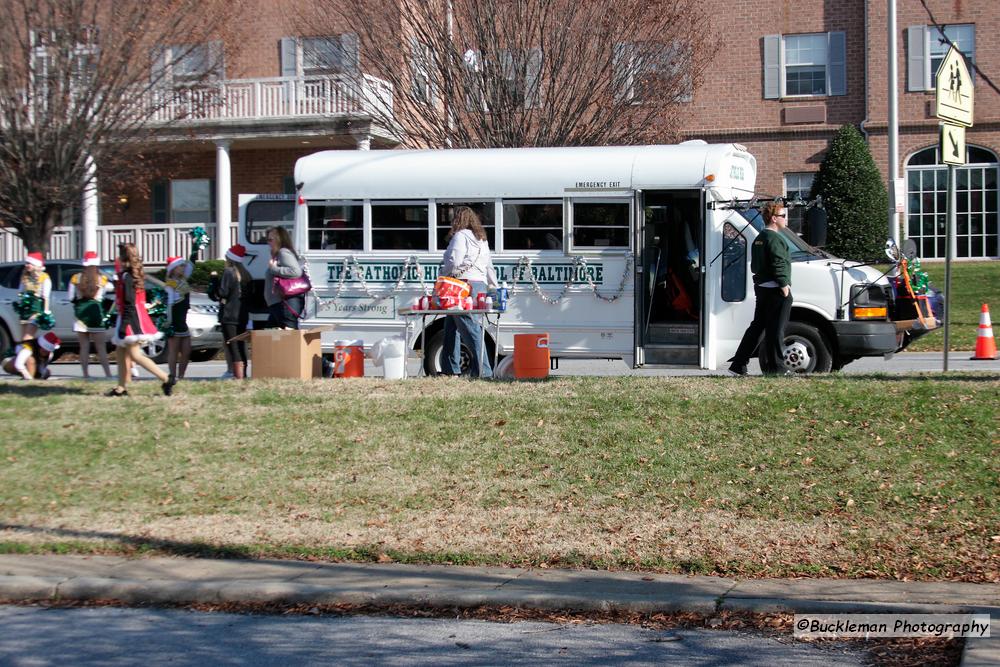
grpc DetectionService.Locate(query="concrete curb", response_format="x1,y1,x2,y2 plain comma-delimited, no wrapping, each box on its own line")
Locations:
1,555,996,664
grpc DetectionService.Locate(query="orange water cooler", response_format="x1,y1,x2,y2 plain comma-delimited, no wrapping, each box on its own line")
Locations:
333,340,365,378
513,333,550,379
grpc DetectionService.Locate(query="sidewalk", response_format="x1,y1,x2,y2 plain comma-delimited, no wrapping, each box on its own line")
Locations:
1,555,997,664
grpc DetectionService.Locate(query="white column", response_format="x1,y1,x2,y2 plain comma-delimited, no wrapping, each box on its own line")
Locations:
81,154,98,257
887,0,901,245
355,133,371,151
215,140,232,260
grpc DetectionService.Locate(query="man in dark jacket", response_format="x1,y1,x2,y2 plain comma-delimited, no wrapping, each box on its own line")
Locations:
729,201,793,376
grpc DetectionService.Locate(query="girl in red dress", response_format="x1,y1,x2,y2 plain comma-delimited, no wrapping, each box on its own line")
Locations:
107,244,174,397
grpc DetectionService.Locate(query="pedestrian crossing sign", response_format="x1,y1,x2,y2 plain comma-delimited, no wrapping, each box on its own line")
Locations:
935,45,974,127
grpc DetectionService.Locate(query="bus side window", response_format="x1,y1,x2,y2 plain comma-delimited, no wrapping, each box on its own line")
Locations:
721,222,746,302
246,200,295,245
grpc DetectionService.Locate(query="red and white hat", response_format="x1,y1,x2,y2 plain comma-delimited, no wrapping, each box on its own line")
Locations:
25,252,44,268
38,331,61,352
225,244,247,263
82,250,100,267
165,256,194,278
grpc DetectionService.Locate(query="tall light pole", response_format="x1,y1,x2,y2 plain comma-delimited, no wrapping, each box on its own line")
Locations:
888,0,901,244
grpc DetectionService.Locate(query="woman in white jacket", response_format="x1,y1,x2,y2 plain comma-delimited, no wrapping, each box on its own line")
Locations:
440,207,497,377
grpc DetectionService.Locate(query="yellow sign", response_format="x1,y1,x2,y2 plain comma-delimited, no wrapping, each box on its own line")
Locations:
935,45,974,127
940,123,966,165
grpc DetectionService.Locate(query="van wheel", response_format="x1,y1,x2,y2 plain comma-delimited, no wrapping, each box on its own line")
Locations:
422,329,496,376
144,338,168,364
765,322,832,374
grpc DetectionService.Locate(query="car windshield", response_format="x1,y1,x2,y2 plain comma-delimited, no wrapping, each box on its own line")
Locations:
738,208,824,260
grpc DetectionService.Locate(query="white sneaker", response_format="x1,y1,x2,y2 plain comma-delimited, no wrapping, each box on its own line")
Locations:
220,370,234,379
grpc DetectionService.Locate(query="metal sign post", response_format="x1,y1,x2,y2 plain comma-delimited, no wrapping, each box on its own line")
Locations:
934,45,974,371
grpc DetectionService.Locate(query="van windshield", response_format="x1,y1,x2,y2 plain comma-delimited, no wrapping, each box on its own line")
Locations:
739,208,824,261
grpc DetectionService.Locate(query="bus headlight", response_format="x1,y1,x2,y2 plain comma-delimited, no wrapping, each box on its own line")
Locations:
850,284,889,320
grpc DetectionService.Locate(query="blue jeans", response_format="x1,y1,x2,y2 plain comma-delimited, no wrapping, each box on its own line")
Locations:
441,280,492,378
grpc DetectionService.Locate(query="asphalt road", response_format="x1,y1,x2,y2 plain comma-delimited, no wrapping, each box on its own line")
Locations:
0,605,869,666
17,351,998,382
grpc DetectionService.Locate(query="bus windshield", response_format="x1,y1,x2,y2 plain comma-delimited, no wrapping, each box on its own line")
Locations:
739,208,824,261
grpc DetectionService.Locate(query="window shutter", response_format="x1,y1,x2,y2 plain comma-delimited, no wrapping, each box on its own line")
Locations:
524,48,542,108
280,37,298,77
283,176,296,195
763,34,781,99
207,40,225,80
612,43,633,102
152,181,168,224
907,25,928,92
340,33,360,74
828,31,846,96
151,46,170,85
210,178,217,225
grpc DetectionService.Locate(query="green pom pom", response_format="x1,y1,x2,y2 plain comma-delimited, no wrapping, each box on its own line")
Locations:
35,312,55,331
13,292,35,319
189,226,211,251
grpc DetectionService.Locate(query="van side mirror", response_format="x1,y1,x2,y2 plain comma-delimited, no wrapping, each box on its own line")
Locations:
902,238,918,260
804,207,828,247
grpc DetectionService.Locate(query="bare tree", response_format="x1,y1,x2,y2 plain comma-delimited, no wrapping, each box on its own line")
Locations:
0,0,244,253
305,0,715,149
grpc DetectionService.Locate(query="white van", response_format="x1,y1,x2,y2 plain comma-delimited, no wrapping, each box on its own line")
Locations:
237,142,926,374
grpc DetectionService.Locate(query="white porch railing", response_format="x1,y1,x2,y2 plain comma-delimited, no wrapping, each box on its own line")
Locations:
0,223,238,266
146,74,393,124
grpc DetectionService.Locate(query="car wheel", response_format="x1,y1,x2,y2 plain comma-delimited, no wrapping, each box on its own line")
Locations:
763,322,833,374
191,348,220,362
422,329,496,376
144,337,168,364
0,324,11,358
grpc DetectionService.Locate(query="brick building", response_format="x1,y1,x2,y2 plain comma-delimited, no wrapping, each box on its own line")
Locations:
85,0,999,261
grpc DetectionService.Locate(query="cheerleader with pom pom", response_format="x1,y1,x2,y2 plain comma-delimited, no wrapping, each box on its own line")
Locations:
2,331,60,380
15,252,53,340
107,244,173,397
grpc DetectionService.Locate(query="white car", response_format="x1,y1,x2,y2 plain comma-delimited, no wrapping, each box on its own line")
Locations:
0,260,222,363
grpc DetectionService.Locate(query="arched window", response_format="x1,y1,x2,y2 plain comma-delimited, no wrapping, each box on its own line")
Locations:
905,145,998,258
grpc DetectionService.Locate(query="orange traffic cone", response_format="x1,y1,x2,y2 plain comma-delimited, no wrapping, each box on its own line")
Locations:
970,303,998,360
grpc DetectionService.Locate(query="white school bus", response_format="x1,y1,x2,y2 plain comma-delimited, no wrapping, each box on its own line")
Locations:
238,142,919,374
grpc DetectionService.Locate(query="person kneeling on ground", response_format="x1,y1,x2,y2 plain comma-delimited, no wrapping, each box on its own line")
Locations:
2,332,61,380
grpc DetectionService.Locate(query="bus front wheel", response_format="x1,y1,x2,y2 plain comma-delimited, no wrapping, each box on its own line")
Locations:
763,321,833,374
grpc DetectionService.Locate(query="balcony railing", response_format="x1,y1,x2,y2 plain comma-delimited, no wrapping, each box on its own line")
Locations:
146,74,393,124
0,223,239,266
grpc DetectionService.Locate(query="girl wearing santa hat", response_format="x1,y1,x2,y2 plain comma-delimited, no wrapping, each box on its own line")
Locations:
17,252,52,340
163,252,198,383
67,251,112,379
209,244,252,379
108,243,173,397
2,332,60,380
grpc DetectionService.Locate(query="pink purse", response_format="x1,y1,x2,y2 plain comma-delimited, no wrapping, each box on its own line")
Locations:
273,274,312,298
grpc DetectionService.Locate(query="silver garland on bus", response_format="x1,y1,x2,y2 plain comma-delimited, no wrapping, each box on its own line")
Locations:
309,252,633,310
509,252,634,305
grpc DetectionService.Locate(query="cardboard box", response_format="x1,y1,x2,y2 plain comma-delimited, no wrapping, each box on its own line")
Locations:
232,328,327,379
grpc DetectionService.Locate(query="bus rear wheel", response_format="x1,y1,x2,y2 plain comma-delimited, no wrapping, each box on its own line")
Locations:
422,329,496,376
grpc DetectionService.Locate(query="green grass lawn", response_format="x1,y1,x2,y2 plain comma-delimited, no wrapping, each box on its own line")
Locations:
1,375,997,582
904,260,1000,352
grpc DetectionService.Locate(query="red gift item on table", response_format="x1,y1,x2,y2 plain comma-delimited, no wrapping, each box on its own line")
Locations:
434,276,470,300
438,296,463,310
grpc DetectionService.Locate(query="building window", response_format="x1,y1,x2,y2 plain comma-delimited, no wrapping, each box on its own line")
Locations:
281,35,359,77
371,202,429,251
411,38,435,104
463,48,542,109
763,32,846,99
308,202,363,251
502,201,563,251
571,202,630,248
436,203,495,250
905,145,998,259
907,24,975,92
784,172,815,235
170,180,213,224
614,42,693,104
152,42,224,85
